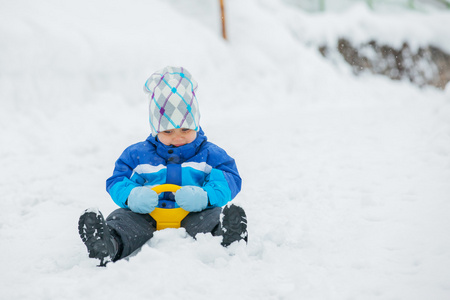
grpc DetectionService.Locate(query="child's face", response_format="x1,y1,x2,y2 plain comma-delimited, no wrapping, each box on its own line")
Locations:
157,128,197,147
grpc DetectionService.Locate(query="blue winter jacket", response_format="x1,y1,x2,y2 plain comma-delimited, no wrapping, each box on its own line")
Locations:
106,128,241,209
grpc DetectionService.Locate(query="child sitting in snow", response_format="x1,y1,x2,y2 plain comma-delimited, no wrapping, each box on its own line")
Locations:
78,66,247,266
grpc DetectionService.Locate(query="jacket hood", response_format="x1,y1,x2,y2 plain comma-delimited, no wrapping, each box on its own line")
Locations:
146,127,207,163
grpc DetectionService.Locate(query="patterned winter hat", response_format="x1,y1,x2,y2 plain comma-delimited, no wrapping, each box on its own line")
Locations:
144,66,200,136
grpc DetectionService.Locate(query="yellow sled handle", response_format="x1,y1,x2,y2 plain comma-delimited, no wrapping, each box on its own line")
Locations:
150,184,189,230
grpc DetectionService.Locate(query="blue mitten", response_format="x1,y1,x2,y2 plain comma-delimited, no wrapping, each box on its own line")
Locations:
175,186,208,212
127,186,159,214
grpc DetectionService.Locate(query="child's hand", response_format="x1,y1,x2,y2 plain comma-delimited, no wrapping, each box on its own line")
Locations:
175,186,208,212
127,186,159,214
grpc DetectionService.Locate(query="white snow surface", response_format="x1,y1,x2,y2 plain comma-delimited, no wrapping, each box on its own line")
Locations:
1,0,450,299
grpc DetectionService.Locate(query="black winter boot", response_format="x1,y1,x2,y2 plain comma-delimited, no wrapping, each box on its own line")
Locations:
219,204,248,247
78,209,118,266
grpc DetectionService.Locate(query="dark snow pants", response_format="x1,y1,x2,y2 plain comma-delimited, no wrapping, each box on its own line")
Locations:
105,207,222,261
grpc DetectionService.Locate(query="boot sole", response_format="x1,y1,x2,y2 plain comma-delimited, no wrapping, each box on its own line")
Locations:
78,209,112,266
221,204,248,247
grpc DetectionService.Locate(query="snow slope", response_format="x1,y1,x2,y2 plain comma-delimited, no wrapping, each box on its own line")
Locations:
1,0,450,299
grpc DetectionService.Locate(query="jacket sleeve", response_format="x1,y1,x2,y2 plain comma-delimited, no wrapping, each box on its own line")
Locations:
202,146,242,207
106,149,141,208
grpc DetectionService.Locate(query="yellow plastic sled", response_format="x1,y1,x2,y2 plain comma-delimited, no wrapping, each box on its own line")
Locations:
149,184,189,230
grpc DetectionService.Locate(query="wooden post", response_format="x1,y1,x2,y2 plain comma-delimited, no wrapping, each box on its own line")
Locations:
220,0,227,40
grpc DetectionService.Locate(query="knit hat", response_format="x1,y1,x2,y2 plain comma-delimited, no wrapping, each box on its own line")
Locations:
144,66,200,136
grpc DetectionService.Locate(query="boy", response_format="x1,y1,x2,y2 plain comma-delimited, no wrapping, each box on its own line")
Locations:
78,66,247,266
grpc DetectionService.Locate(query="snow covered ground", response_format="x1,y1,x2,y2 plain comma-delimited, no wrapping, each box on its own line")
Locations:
1,0,450,299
